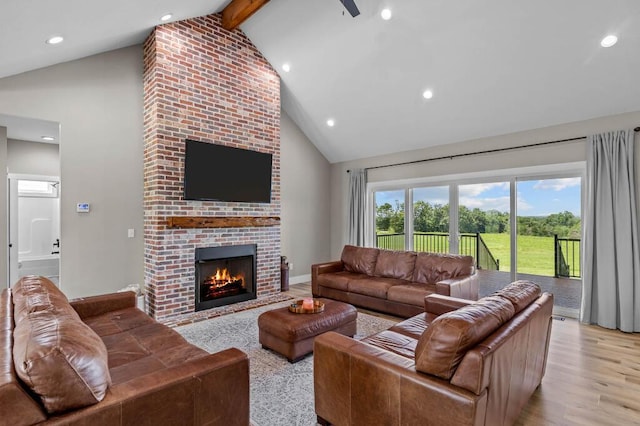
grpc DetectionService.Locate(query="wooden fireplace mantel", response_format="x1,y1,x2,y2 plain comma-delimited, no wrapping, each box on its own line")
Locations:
166,216,280,229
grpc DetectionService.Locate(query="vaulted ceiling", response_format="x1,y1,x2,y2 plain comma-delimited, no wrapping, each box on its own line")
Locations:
2,0,640,162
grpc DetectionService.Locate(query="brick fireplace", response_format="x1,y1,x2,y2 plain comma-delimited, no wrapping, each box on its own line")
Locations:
142,13,281,323
194,244,257,311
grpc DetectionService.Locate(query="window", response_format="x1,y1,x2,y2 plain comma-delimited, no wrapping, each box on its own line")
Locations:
369,164,583,314
17,180,59,198
412,186,449,253
374,189,405,250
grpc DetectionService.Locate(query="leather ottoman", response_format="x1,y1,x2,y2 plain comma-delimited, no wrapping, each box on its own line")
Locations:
258,298,357,362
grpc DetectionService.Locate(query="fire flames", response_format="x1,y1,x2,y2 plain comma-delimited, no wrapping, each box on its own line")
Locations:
207,268,244,287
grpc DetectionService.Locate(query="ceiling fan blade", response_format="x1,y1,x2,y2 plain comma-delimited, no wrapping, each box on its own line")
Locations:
340,0,360,17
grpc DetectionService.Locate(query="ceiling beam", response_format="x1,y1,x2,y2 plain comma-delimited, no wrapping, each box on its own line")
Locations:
222,0,270,31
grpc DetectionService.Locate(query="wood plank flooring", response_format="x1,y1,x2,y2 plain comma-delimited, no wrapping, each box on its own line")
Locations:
286,283,640,425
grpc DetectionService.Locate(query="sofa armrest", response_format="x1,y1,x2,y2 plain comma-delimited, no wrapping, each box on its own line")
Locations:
311,261,344,296
70,291,137,320
314,332,483,426
45,348,250,426
424,294,474,322
436,272,478,300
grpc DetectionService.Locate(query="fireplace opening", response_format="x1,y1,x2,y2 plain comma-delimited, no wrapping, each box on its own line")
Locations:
195,244,257,311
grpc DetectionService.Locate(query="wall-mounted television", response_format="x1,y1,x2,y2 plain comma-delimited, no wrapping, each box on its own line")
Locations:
183,139,272,203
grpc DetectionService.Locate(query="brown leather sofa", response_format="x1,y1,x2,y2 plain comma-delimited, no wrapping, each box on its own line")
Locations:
312,245,478,318
1,276,249,426
314,280,553,426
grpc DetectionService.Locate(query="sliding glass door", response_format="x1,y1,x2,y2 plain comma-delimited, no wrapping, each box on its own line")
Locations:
516,177,582,311
370,168,583,315
374,189,405,250
413,186,449,253
458,182,512,290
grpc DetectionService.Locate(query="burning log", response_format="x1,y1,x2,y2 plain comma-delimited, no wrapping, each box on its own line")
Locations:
202,267,246,299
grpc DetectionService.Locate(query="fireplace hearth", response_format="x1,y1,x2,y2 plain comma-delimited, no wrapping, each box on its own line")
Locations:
195,244,257,311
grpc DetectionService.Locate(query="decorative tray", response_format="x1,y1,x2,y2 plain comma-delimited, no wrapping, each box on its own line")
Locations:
288,299,325,314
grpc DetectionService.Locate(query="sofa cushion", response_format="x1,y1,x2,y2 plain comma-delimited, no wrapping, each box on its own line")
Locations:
373,249,417,280
341,245,379,276
414,295,515,380
387,283,437,306
412,252,474,284
361,330,418,359
388,313,430,339
316,271,369,292
12,275,70,324
348,277,405,299
11,276,111,414
495,280,541,313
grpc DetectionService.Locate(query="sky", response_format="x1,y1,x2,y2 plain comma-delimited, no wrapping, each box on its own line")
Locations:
375,177,581,217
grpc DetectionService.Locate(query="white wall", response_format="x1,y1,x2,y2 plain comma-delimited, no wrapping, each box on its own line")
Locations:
7,139,59,176
330,111,640,258
0,46,144,298
0,127,7,285
280,110,332,281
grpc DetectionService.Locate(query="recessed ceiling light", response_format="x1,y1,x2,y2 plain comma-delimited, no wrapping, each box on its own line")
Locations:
41,136,55,141
46,36,64,45
282,63,291,72
381,8,392,20
422,89,433,99
326,119,335,127
600,35,618,48
160,13,173,22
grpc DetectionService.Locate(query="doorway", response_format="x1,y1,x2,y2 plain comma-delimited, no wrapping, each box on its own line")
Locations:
8,175,60,286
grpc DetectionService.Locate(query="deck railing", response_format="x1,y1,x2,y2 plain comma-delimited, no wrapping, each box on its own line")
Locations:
376,232,581,278
376,232,499,270
475,233,500,271
375,233,405,251
555,235,581,278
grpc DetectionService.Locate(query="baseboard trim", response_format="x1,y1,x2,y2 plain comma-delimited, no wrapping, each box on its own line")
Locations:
290,274,311,285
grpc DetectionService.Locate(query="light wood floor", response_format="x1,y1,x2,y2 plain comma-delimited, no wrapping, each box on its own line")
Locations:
285,283,640,425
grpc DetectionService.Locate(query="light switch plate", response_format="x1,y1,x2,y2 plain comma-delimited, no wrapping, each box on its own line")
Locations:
127,229,135,238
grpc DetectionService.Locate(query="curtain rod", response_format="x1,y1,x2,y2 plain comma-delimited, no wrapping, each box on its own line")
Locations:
347,126,640,173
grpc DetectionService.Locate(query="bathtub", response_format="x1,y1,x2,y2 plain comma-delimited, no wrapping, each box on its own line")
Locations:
18,254,60,279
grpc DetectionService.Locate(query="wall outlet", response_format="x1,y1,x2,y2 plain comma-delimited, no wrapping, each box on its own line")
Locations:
289,262,293,271
127,228,135,238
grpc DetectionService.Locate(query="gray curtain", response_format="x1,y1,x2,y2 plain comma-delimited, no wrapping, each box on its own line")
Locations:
347,169,367,246
581,129,640,332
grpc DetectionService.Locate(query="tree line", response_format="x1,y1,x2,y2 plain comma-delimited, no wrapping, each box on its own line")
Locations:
376,201,580,238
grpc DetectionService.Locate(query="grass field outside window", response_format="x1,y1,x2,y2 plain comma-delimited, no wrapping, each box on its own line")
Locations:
375,232,580,277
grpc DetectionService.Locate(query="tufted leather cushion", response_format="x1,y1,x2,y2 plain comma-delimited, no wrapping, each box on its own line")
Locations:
412,252,474,284
414,295,515,379
341,245,379,276
11,276,111,414
495,280,541,313
373,249,417,280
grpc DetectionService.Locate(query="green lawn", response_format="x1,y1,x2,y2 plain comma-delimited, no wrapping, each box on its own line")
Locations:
481,234,556,276
376,232,580,277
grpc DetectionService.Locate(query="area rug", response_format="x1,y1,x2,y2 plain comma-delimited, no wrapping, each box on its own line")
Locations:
176,301,398,426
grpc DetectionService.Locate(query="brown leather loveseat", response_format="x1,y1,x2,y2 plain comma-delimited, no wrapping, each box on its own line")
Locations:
312,245,478,318
314,280,553,426
1,276,249,426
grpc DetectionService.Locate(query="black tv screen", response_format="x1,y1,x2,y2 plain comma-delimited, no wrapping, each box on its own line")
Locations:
183,139,272,203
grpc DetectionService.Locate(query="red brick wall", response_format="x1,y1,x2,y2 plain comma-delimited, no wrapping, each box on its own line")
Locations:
143,14,280,322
